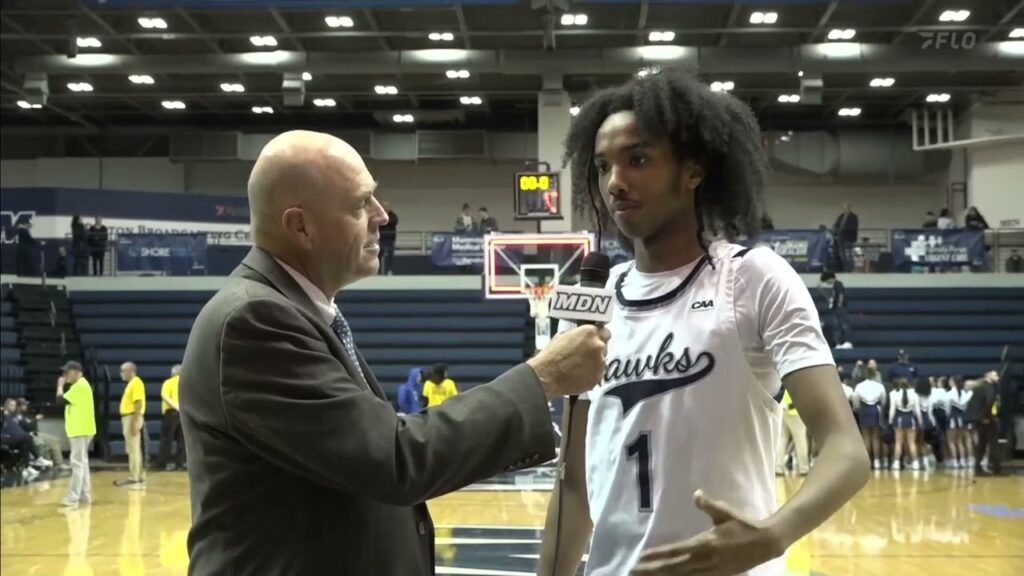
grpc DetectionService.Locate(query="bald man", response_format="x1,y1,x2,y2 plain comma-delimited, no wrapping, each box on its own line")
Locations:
179,130,609,576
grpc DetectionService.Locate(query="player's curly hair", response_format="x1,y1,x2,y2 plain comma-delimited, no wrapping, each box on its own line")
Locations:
563,67,768,253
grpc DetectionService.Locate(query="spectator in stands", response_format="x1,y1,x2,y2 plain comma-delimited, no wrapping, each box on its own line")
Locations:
476,207,499,233
936,208,955,230
423,363,459,407
454,203,474,233
819,271,850,348
71,215,89,276
2,398,51,481
14,220,37,277
775,388,809,476
885,350,918,384
116,361,147,487
87,216,109,276
397,367,424,415
378,201,398,275
15,398,65,470
964,206,989,231
56,361,96,506
1005,249,1022,273
922,211,938,228
965,371,1000,475
158,364,185,472
832,203,858,272
52,246,68,278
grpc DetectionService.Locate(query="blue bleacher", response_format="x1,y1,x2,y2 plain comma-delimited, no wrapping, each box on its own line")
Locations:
72,289,529,453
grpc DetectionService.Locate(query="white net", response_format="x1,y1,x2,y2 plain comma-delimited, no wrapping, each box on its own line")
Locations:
527,285,554,320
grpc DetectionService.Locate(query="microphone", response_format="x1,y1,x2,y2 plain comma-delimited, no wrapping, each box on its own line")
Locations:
545,252,611,575
548,251,613,327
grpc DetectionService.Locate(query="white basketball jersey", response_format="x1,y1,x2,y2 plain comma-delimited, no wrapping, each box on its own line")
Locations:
582,240,820,576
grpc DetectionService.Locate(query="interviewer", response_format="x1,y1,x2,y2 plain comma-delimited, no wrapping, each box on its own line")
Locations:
179,130,609,576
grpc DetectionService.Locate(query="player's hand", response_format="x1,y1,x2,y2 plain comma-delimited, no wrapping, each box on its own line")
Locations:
528,324,610,400
631,490,785,576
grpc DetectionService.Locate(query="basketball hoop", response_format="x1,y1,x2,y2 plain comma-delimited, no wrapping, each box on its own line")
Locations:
527,284,555,320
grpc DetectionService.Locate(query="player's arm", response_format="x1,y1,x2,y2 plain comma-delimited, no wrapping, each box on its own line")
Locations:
771,365,870,547
538,397,592,576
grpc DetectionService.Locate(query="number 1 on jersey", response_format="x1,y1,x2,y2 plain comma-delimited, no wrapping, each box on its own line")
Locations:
626,432,653,512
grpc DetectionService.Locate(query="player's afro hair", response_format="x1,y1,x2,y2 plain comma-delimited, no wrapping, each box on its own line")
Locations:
563,67,768,250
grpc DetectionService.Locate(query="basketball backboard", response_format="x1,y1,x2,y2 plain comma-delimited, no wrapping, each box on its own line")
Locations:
482,232,595,300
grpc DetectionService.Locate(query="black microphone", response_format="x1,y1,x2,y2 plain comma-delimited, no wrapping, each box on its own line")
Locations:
545,251,610,575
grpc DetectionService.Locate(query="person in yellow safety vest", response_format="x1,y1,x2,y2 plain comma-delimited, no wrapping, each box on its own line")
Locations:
776,389,810,475
422,363,459,408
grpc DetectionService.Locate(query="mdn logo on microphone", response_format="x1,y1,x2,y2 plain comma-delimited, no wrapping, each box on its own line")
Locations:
547,285,615,324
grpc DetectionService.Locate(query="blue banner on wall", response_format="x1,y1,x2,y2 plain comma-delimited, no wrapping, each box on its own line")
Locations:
116,234,208,275
891,229,986,270
431,233,486,268
748,229,831,272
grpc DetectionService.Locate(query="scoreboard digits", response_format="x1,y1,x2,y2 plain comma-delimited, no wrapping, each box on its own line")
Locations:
514,171,562,220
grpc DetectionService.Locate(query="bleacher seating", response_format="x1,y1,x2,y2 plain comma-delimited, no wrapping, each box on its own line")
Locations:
0,287,26,399
71,289,528,457
816,287,1024,378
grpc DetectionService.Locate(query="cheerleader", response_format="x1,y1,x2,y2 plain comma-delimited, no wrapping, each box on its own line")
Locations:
914,378,938,470
946,376,974,469
854,366,887,469
889,378,922,470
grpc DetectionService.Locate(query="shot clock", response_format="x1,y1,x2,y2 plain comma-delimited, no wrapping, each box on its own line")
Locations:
514,171,562,220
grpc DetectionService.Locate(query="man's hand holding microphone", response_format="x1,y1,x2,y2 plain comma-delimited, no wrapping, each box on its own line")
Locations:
528,324,611,400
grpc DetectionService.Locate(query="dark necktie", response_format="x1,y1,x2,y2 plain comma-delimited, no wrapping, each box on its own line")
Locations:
330,307,366,384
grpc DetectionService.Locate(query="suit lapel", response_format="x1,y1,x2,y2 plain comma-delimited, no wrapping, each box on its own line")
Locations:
238,247,387,402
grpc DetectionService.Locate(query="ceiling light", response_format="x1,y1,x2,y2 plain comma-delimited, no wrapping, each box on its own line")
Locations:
750,11,778,25
374,84,398,95
128,74,155,85
313,98,336,107
636,66,661,78
459,96,483,105
648,30,676,42
1010,28,1024,39
938,10,970,22
445,69,470,79
636,45,687,61
325,16,354,28
392,114,414,123
137,17,167,29
161,100,186,110
302,72,312,81
249,35,277,47
569,106,580,116
818,42,861,58
239,51,290,65
17,100,42,109
838,107,862,117
827,28,856,41
710,80,734,92
777,94,800,103
998,41,1024,55
219,82,245,93
869,77,895,88
561,13,588,26
428,31,455,41
67,82,94,92
252,106,274,114
76,37,102,49
798,70,804,77
926,93,951,103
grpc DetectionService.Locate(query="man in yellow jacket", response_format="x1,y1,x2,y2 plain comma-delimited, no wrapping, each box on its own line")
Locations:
776,389,810,475
422,363,459,408
57,361,95,507
158,364,185,471
117,362,147,486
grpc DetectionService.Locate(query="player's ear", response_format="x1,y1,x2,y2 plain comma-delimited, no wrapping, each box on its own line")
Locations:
683,160,704,192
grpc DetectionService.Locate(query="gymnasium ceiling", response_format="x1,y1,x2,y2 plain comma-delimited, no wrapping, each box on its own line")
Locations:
1,0,1023,156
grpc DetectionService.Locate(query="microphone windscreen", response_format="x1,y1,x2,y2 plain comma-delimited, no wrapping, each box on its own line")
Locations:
579,252,611,289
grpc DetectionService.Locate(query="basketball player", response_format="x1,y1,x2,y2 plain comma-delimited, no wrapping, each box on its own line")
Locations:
538,68,869,576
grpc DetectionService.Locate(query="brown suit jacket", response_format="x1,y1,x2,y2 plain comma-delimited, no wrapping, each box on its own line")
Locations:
180,247,555,576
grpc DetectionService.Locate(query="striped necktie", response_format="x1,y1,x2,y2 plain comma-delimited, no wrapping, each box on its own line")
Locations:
330,307,366,384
